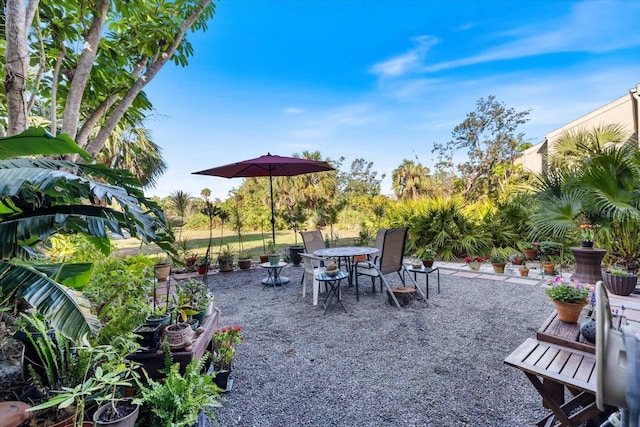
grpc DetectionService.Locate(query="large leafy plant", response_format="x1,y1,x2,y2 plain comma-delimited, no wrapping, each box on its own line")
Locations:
0,127,175,342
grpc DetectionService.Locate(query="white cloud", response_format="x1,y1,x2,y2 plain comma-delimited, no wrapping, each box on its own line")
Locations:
369,35,439,78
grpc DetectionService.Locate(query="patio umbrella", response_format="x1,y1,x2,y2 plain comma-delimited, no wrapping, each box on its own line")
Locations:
192,153,334,244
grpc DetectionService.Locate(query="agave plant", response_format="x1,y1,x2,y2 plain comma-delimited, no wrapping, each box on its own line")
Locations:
0,127,175,342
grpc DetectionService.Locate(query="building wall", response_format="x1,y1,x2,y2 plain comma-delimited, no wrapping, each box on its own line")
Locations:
516,83,640,174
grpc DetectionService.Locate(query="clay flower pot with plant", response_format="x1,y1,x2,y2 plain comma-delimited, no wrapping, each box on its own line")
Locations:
545,276,591,323
237,252,252,270
196,255,210,275
489,254,507,274
217,245,235,272
464,256,485,271
520,242,539,260
416,248,436,268
519,265,529,277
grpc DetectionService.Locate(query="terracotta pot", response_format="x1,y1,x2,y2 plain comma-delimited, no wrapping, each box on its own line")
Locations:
421,259,434,268
259,254,269,263
512,257,524,265
602,270,638,296
154,263,171,281
519,268,529,277
492,262,506,274
542,262,555,275
523,249,538,260
552,299,587,323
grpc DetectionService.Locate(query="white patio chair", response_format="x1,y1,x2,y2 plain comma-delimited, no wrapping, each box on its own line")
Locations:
300,253,326,306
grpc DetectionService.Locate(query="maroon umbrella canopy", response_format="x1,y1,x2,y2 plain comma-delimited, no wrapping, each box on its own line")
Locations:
192,153,334,243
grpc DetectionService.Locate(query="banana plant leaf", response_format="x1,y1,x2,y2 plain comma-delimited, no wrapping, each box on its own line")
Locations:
0,127,91,160
0,261,101,341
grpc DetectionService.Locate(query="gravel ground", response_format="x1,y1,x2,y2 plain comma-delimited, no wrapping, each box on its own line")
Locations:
202,265,555,427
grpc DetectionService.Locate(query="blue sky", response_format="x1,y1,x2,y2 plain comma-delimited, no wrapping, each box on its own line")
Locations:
144,0,640,200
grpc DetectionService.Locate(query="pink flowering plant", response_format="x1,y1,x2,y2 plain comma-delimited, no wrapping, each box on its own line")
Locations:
464,256,485,263
545,277,591,304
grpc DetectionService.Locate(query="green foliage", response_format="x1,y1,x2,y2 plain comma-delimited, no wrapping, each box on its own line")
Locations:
28,340,141,427
135,347,221,427
545,277,591,303
432,96,531,199
489,255,506,264
83,254,154,345
390,197,490,261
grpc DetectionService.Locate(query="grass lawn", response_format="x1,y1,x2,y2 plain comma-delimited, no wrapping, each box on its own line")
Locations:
114,227,358,260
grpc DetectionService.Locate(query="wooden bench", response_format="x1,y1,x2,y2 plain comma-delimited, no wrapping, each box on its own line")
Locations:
504,337,601,426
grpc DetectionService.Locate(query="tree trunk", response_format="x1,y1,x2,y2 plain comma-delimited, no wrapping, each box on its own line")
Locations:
60,0,110,140
5,0,30,135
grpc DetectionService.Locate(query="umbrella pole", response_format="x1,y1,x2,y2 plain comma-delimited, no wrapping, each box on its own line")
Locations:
270,170,276,244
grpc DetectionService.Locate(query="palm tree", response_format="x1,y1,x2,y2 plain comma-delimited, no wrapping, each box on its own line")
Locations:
0,127,174,341
98,124,167,188
201,188,211,201
548,124,628,171
391,159,431,200
168,190,192,240
531,128,640,269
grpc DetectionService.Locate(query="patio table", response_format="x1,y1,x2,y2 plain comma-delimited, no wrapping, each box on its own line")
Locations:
313,246,378,289
260,261,289,288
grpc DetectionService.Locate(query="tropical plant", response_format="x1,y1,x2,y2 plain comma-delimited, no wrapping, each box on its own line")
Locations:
415,248,436,261
0,129,175,342
168,191,192,240
5,0,216,154
211,326,244,370
544,277,591,303
83,254,155,346
134,342,221,427
390,197,490,261
28,340,141,427
530,130,640,269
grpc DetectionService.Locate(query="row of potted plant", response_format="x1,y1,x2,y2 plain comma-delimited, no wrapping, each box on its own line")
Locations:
19,314,244,426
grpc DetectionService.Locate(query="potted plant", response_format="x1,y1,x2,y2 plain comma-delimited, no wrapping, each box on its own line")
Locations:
134,341,221,426
416,248,436,268
510,253,524,265
237,252,252,270
539,241,562,274
211,326,244,390
28,344,141,427
602,268,638,296
266,241,280,266
519,264,530,277
489,254,507,274
145,305,171,329
153,256,171,282
176,279,210,326
464,256,485,271
544,276,591,323
579,223,595,248
520,242,539,260
217,245,235,272
195,255,210,275
133,323,162,352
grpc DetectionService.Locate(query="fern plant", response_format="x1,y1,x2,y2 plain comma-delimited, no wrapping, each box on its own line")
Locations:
135,341,222,427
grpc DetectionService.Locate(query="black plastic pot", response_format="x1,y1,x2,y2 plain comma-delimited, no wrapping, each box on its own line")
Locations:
134,324,161,352
289,245,305,266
